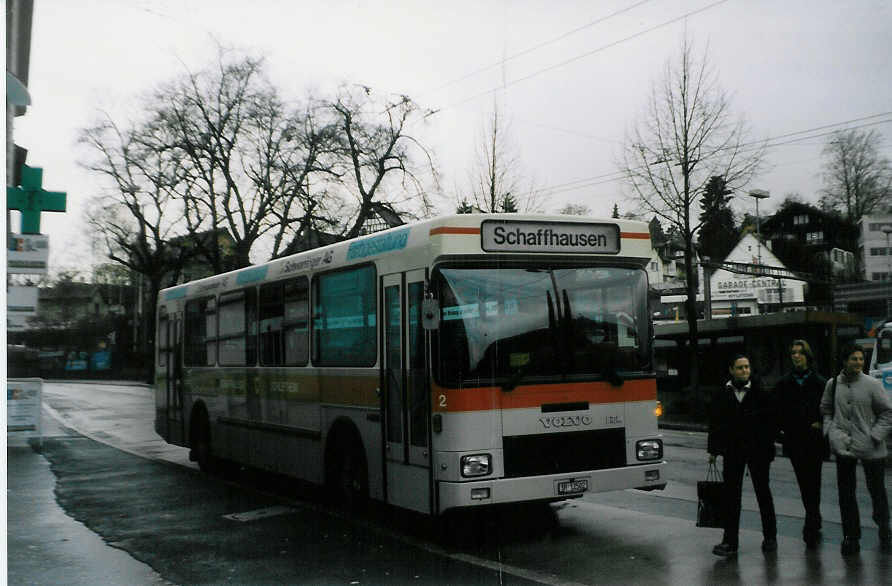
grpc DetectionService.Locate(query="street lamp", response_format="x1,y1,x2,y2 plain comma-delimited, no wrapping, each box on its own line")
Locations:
745,189,771,313
747,189,770,263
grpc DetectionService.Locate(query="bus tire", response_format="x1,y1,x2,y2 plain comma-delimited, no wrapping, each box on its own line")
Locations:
190,407,216,475
326,432,368,512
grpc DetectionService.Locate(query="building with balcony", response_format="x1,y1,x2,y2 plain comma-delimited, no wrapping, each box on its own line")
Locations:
760,201,858,281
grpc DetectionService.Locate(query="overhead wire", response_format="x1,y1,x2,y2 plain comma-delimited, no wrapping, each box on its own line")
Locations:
426,0,654,94
529,114,892,198
434,0,731,114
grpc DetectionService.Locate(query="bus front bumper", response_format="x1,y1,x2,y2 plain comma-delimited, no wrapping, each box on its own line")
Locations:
437,461,666,513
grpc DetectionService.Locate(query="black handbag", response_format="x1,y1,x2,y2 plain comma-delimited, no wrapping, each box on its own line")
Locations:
696,461,724,528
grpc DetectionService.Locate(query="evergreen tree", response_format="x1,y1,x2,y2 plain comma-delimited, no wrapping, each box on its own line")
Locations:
456,199,475,214
697,176,737,261
649,216,667,244
611,203,620,218
500,193,519,213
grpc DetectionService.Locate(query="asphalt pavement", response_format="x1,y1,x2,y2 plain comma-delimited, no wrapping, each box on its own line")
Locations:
8,402,543,585
7,407,169,585
6,390,892,585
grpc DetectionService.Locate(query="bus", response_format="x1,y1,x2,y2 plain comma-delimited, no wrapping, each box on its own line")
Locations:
155,214,666,515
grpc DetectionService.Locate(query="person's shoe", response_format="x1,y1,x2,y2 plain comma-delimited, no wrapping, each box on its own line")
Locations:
761,537,777,553
712,542,738,557
841,537,860,556
880,529,892,552
803,528,821,549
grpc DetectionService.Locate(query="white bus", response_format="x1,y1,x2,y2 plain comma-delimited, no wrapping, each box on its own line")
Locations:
155,214,666,515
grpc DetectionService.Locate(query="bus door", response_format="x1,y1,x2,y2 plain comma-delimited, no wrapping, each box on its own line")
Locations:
382,270,432,514
165,312,185,444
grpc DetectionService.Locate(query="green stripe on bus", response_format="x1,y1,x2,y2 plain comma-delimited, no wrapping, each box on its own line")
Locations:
236,265,269,284
346,228,410,260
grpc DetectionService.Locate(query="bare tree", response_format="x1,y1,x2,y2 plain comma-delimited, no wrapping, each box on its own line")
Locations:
156,50,335,270
325,85,439,240
620,37,763,390
819,128,892,220
462,99,541,214
260,99,344,258
80,114,193,359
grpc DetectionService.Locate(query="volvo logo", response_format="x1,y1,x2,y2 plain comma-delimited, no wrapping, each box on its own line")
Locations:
538,415,593,429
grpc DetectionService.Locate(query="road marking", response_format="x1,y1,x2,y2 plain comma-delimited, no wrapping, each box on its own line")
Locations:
223,505,297,522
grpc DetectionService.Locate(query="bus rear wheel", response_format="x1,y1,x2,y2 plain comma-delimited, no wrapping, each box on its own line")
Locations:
327,436,368,512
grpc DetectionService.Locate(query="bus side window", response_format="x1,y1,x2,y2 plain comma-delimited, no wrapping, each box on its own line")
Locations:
218,288,258,366
260,282,284,366
158,308,168,367
313,265,376,367
184,296,217,366
284,277,309,365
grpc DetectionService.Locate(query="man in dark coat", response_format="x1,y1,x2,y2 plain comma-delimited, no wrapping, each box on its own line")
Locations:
708,353,778,557
775,339,826,548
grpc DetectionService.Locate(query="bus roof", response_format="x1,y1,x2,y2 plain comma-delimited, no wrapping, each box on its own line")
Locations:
159,213,652,302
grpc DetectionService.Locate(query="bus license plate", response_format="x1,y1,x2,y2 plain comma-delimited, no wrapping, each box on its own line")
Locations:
557,479,588,495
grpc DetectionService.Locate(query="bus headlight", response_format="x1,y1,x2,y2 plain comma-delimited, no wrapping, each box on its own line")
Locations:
636,439,663,461
461,454,492,477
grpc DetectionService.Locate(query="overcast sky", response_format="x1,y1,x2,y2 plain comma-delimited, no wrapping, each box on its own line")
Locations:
12,0,892,273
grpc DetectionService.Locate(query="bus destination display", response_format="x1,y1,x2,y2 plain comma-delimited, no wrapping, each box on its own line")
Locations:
481,220,620,254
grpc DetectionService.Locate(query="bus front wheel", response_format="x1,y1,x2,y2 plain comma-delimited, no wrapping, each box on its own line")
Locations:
327,435,368,512
191,409,216,475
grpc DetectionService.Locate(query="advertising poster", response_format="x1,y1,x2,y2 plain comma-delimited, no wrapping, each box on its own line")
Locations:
7,285,38,331
7,233,49,274
7,378,43,444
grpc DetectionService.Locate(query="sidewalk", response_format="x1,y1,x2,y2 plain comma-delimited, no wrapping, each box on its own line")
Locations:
7,415,169,585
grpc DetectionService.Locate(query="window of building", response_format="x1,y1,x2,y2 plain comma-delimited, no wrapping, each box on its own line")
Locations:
806,231,824,243
872,272,890,281
869,222,892,232
217,288,258,366
793,214,809,225
184,296,217,366
259,277,309,366
313,265,376,366
870,247,889,256
649,261,659,271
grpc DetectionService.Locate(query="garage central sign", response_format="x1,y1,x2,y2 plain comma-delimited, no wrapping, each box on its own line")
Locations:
481,220,619,254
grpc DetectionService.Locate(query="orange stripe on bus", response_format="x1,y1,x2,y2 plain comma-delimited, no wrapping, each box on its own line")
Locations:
430,227,482,236
621,232,650,239
431,378,656,412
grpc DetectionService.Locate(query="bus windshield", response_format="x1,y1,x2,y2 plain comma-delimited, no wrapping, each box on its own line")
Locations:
432,265,651,388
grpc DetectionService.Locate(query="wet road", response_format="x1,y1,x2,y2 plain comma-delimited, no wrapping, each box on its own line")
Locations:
12,381,892,584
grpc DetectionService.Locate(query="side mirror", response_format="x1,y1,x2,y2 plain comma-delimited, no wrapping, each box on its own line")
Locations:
422,298,440,330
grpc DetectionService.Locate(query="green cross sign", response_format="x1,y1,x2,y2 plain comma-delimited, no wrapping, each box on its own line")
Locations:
7,165,67,234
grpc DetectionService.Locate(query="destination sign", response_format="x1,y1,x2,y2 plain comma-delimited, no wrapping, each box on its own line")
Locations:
481,221,619,254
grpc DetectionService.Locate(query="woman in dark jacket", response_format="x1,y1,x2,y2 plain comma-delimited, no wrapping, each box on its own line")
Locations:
708,353,778,557
775,339,826,548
